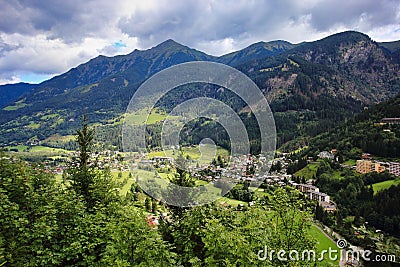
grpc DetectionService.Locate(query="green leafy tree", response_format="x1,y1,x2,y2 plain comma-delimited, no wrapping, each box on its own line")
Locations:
101,206,177,266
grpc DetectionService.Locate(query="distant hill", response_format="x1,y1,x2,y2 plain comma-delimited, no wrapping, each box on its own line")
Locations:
379,40,400,53
379,40,400,63
0,31,399,149
217,40,295,66
0,83,38,108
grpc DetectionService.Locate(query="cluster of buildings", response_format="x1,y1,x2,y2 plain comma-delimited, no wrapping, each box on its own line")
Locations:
48,150,128,174
294,183,337,212
356,160,400,176
138,152,340,229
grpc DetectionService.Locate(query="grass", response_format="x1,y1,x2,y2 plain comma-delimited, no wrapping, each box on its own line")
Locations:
111,171,135,196
55,171,135,197
124,109,179,126
147,145,229,166
29,146,70,154
5,145,71,159
253,187,270,198
216,197,246,207
331,170,346,180
6,145,29,152
309,225,340,266
43,134,75,142
372,179,400,194
2,99,29,111
343,159,356,166
294,163,319,180
195,180,209,186
41,113,59,120
27,122,41,129
51,118,64,128
158,172,208,186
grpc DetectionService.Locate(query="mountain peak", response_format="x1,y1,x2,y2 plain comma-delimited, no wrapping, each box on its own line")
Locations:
153,39,185,50
318,30,372,44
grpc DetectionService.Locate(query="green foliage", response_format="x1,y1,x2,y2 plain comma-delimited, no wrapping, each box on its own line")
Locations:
160,187,315,266
314,163,400,244
307,93,400,159
101,206,176,266
0,152,176,266
227,182,254,202
0,147,321,266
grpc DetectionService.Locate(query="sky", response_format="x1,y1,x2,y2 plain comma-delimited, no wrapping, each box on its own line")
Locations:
0,0,399,85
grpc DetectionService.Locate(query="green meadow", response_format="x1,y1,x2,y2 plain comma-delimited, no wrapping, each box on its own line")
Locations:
372,179,400,194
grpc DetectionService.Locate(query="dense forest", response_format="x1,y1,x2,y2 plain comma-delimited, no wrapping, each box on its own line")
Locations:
303,93,400,159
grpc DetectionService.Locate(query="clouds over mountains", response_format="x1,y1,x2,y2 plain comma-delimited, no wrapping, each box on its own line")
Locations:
0,0,399,84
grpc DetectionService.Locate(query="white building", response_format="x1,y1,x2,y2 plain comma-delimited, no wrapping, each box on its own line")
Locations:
389,162,400,176
295,183,332,208
318,151,334,160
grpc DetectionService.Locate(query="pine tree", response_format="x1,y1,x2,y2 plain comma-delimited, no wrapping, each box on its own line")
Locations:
68,115,96,208
151,198,158,214
145,197,152,212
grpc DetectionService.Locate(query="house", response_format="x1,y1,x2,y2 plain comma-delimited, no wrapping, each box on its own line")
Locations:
308,191,330,203
320,201,337,212
152,156,174,163
318,151,334,160
381,118,400,125
295,183,333,209
295,183,319,193
362,153,372,159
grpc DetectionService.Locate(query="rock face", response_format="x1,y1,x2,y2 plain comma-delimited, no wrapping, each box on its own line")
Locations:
241,31,400,105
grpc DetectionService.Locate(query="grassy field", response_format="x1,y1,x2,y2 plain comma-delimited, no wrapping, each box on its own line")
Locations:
6,145,29,152
43,134,75,142
29,146,70,154
148,145,229,166
252,187,270,199
343,159,356,166
216,197,246,207
111,171,135,196
124,109,179,126
41,113,59,120
372,179,400,194
27,121,41,129
331,170,346,180
294,163,319,180
2,99,29,110
5,145,71,156
309,225,340,266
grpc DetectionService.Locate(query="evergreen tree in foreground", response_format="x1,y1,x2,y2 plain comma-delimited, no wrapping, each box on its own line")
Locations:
67,115,97,208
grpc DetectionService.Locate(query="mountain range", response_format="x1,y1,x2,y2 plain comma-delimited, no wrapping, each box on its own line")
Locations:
0,31,399,149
